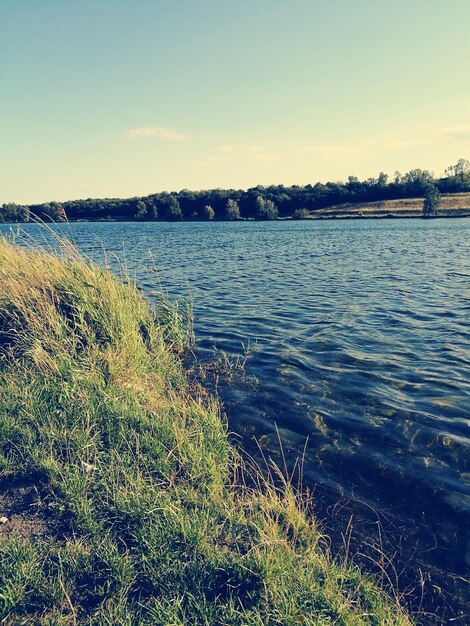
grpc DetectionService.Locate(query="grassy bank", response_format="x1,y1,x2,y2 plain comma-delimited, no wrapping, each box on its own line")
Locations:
308,192,470,219
0,238,412,625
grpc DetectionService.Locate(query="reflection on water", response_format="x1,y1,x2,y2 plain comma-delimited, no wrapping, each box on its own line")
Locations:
3,218,469,620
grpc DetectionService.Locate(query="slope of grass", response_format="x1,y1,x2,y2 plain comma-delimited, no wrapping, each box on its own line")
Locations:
309,192,470,219
0,237,412,625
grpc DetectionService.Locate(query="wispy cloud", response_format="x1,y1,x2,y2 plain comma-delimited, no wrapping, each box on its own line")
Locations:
253,153,277,162
436,124,470,142
208,155,229,162
193,156,228,167
126,127,187,141
377,137,433,150
193,146,233,167
301,145,362,155
246,145,278,162
369,125,470,151
301,124,470,156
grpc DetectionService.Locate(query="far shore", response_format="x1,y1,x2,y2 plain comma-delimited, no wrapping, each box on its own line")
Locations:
1,192,470,224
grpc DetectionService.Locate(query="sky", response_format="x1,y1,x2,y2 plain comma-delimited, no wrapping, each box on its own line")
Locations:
1,0,469,204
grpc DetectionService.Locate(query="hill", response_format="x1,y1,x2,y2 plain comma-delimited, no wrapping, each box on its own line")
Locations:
309,193,470,219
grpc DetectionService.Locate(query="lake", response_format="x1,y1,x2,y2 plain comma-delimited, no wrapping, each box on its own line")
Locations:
2,218,469,621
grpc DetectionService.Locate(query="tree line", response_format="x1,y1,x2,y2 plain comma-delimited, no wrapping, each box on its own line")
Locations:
1,159,469,223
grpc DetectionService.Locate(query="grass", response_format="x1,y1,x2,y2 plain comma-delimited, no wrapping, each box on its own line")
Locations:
0,236,413,625
308,192,470,219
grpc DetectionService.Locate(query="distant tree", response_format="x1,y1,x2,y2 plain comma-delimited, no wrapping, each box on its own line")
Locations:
145,198,158,220
158,194,182,221
293,208,310,219
377,172,388,187
423,185,441,218
444,159,470,192
41,201,66,221
402,169,434,196
203,205,215,220
445,158,470,181
255,196,278,220
177,188,198,219
5,161,467,224
167,200,183,221
134,200,147,220
223,199,240,220
0,203,30,222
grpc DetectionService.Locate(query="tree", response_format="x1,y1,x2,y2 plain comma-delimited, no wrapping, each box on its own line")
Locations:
293,208,310,219
402,169,434,196
158,194,182,221
255,196,278,220
134,200,147,220
41,202,66,221
0,203,30,222
445,158,470,180
377,172,388,187
202,205,215,220
445,159,470,191
145,198,158,220
423,184,441,218
223,199,240,220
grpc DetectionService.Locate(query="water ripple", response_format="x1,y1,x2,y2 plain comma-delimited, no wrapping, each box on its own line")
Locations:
3,218,469,584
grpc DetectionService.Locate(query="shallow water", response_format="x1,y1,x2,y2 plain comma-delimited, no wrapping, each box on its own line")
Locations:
3,218,469,619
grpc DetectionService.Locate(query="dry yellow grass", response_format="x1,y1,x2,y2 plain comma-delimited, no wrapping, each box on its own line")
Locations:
311,193,470,219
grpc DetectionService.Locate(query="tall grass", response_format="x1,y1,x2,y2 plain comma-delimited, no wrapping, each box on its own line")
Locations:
0,236,413,625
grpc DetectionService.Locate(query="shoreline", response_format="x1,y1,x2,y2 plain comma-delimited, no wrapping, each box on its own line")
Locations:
2,192,470,224
0,237,412,625
1,212,469,225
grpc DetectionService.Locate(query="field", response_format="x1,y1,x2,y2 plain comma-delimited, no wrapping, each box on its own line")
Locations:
309,193,470,219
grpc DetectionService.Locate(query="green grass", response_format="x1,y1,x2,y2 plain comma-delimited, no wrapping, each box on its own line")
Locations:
0,237,413,625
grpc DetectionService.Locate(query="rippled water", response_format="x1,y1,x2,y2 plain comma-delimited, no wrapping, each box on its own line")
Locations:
3,219,469,619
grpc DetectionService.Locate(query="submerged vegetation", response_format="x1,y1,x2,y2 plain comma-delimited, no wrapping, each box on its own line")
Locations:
0,237,413,625
1,159,469,222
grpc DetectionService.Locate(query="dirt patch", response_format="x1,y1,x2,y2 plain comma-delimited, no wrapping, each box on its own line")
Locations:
0,478,58,541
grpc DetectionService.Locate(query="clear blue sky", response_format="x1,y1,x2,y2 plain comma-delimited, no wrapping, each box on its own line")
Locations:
1,0,469,203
